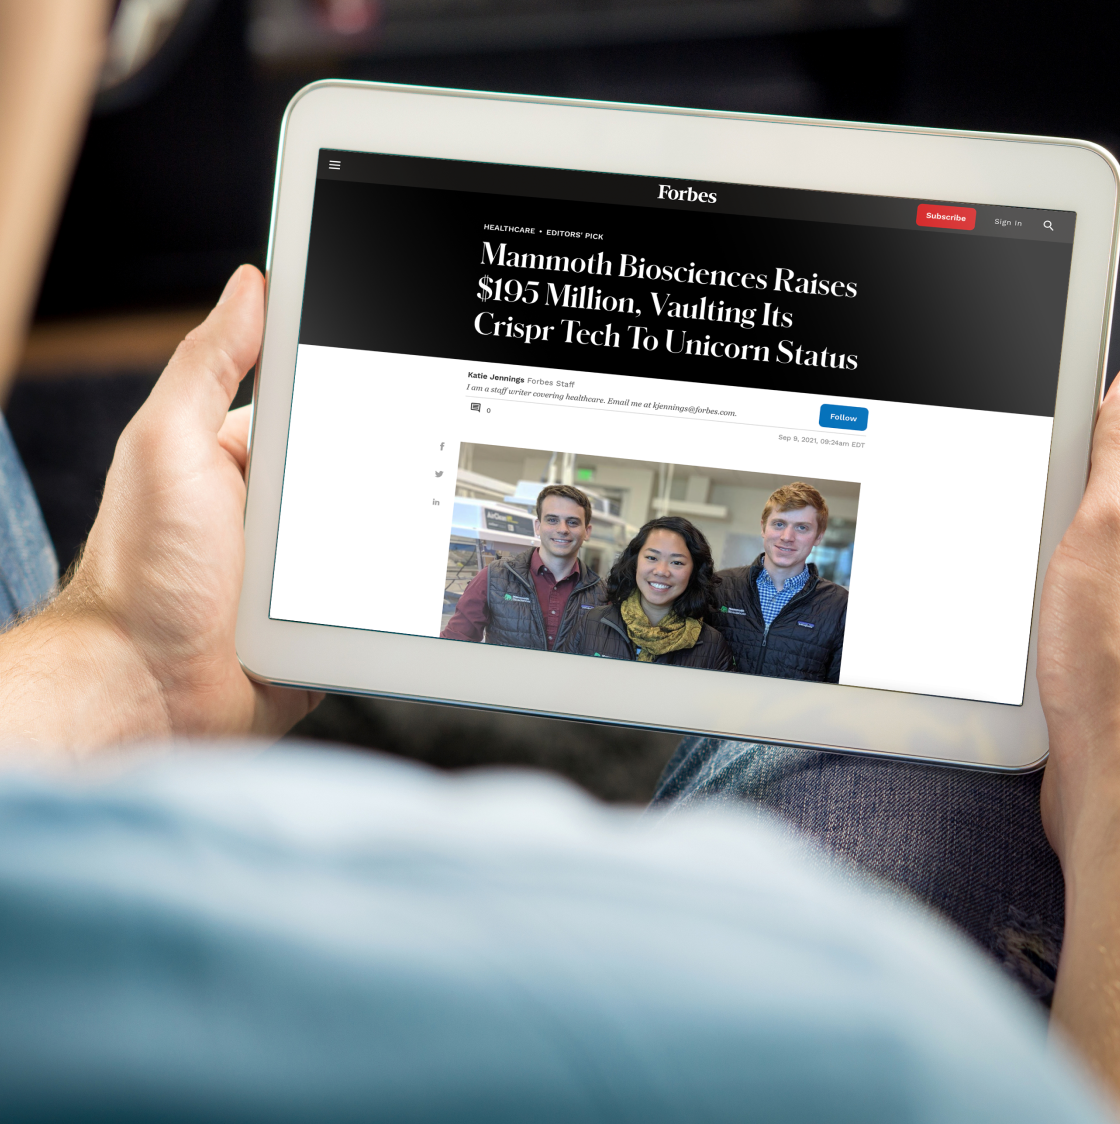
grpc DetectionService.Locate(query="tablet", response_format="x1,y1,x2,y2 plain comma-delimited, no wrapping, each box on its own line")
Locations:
237,80,1119,771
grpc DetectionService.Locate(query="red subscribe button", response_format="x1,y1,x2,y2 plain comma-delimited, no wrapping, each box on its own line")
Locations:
916,204,977,230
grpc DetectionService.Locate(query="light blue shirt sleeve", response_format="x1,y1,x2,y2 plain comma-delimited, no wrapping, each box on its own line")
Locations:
0,745,1109,1123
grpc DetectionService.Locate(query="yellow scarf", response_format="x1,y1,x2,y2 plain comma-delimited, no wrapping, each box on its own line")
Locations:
619,589,703,662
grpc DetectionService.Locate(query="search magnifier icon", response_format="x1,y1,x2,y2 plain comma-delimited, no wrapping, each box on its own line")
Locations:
1044,220,1054,231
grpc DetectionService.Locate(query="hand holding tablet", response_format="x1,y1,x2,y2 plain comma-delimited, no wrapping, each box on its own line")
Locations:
237,82,1119,770
0,267,321,750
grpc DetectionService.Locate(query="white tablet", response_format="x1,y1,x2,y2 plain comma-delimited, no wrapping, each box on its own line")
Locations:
237,80,1119,771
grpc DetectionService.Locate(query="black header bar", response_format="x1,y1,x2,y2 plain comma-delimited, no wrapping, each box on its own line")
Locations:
318,149,1076,245
298,158,1074,416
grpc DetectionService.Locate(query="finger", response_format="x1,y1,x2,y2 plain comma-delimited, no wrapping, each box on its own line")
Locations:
147,265,265,437
252,683,325,738
1087,375,1120,497
217,405,253,473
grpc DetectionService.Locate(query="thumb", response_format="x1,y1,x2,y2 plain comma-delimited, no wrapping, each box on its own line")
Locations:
147,265,264,434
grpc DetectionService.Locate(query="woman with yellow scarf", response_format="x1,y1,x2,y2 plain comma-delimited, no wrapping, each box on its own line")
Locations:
573,517,733,671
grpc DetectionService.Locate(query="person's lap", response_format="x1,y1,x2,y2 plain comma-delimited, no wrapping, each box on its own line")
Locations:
652,736,1063,1002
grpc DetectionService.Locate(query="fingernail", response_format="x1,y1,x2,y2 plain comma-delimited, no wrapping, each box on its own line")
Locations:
217,265,245,306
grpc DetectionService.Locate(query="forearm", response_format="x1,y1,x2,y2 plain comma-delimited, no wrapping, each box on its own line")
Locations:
0,1,109,403
1035,333,1120,1104
0,593,169,756
1050,791,1120,1099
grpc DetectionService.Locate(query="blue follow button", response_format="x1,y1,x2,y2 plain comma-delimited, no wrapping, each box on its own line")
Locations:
819,403,868,431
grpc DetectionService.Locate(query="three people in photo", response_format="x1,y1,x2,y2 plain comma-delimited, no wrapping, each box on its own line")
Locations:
443,477,848,683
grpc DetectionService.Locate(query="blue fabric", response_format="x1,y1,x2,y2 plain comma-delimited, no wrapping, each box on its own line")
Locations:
0,413,56,624
756,562,810,632
652,737,1065,1003
0,747,1108,1122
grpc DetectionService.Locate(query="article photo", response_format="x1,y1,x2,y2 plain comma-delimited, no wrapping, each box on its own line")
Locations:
442,445,859,682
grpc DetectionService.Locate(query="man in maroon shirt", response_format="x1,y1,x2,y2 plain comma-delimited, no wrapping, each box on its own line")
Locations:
441,484,606,653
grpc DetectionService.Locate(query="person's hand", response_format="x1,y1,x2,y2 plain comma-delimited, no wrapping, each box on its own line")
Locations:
1039,377,1120,865
0,265,321,752
74,263,323,739
1038,374,1120,1097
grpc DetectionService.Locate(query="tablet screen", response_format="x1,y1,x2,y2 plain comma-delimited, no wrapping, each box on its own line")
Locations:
267,149,1074,706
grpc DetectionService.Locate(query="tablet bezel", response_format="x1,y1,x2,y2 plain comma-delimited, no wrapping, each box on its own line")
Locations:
237,80,1120,771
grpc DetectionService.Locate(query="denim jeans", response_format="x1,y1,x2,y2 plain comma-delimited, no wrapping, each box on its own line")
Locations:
652,737,1063,1003
0,414,56,624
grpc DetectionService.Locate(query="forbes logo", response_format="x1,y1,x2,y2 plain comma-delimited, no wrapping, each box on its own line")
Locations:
658,183,717,204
